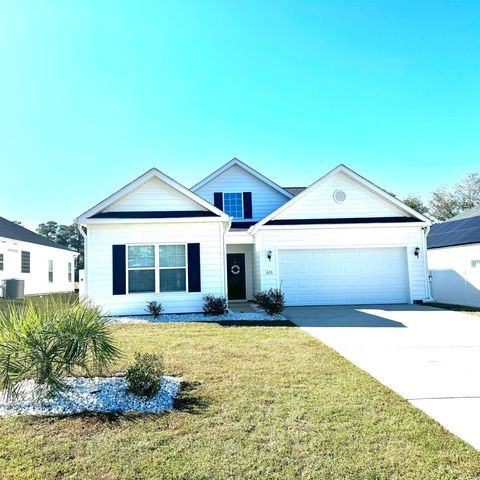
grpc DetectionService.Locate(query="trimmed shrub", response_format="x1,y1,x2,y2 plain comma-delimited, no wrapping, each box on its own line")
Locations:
125,352,164,398
146,301,163,318
202,294,228,316
0,297,120,399
254,288,285,315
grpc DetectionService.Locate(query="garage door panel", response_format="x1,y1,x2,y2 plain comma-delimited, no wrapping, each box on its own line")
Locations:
279,247,409,306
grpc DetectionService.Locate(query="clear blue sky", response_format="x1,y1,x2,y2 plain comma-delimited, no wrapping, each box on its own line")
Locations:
1,1,479,229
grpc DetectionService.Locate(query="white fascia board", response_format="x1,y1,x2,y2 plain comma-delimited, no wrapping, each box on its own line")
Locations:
255,222,430,231
190,158,293,199
250,164,431,234
77,167,229,224
80,216,230,226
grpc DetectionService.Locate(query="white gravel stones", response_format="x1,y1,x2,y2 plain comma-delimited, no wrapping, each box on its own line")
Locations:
0,376,180,416
107,311,287,324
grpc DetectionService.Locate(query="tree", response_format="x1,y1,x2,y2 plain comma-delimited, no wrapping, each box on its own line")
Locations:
37,221,84,280
455,172,480,211
429,187,460,221
403,195,429,215
37,221,59,241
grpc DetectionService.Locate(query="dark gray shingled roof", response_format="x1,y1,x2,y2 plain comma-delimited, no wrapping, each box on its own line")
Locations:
283,187,306,196
0,216,72,251
427,215,480,249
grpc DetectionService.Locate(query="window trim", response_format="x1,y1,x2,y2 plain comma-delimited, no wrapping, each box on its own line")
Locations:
222,192,244,219
21,250,30,274
48,259,53,283
68,262,72,282
125,243,189,295
0,253,3,271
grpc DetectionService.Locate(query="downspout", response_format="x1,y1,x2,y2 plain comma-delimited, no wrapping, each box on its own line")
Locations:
422,225,433,302
77,224,87,297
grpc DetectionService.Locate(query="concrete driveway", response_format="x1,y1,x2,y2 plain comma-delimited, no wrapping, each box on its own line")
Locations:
285,304,480,450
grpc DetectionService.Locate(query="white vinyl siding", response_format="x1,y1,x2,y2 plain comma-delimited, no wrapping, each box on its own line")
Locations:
278,247,409,305
104,177,208,213
0,239,75,296
195,164,289,222
85,222,226,315
428,244,480,308
275,172,405,220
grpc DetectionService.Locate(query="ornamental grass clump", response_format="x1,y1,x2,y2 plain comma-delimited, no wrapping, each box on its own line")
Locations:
125,352,164,398
0,297,120,400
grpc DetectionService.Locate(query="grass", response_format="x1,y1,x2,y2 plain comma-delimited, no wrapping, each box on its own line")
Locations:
0,292,78,314
427,302,480,316
0,320,479,479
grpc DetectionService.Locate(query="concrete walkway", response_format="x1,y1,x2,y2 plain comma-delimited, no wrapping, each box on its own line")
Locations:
285,304,480,450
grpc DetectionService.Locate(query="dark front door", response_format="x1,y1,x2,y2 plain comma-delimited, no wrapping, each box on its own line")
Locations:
227,253,246,300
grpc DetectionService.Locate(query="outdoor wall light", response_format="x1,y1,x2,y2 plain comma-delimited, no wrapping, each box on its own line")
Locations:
414,247,420,257
267,250,272,261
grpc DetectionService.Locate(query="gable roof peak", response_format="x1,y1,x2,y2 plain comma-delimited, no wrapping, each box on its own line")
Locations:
190,158,293,198
250,164,430,232
77,166,229,223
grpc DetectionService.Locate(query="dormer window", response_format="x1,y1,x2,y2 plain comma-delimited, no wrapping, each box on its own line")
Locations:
213,191,252,220
223,193,243,218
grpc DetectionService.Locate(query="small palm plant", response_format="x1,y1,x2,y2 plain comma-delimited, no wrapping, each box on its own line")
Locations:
0,296,120,400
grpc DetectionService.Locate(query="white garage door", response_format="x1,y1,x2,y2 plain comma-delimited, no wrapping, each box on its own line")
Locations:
278,247,409,305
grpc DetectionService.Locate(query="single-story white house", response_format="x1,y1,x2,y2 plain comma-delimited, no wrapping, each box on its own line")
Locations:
428,206,480,307
77,158,432,315
0,216,78,297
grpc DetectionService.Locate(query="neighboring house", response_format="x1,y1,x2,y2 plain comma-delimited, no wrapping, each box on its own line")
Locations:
427,207,480,307
0,217,77,297
77,158,431,315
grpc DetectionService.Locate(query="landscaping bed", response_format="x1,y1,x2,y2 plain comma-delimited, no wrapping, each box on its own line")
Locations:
107,311,287,323
0,376,180,416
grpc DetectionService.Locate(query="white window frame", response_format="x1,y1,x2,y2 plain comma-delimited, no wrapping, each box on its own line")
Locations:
48,260,53,283
126,243,189,295
223,192,244,219
0,253,3,271
68,262,72,282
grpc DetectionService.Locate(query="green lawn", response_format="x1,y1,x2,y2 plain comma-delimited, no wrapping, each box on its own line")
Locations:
0,292,78,314
428,302,480,317
0,321,479,479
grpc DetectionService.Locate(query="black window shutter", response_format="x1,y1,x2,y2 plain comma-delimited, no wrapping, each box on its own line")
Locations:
112,245,126,295
243,192,252,219
214,192,223,210
187,243,201,292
